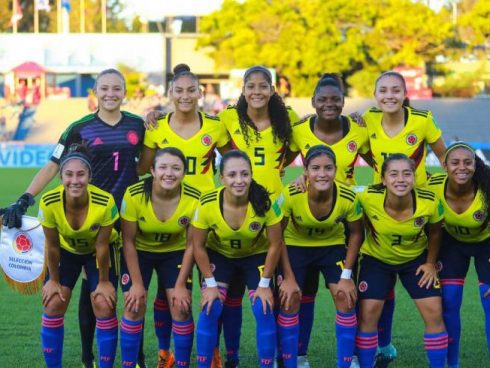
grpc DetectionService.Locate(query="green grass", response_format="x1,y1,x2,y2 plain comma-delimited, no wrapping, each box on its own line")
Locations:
0,167,487,367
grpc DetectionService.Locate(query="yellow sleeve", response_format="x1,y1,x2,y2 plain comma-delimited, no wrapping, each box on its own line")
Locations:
266,200,284,226
346,197,363,222
38,200,56,228
217,121,230,148
429,199,444,224
143,121,162,149
288,108,300,125
120,189,138,222
191,202,209,230
425,111,442,144
101,195,119,227
277,187,292,218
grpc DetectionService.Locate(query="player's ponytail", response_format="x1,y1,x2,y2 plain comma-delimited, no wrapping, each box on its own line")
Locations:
473,155,490,228
248,179,271,217
236,66,292,146
219,150,271,217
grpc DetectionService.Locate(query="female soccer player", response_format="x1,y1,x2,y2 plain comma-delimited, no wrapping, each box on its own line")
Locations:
138,64,231,367
356,154,448,368
427,142,490,368
287,74,370,367
38,145,119,368
360,71,447,367
179,150,283,368
280,145,363,367
119,147,200,368
1,68,146,368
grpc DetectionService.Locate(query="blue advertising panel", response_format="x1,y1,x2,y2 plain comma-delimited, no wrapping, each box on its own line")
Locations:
0,143,55,168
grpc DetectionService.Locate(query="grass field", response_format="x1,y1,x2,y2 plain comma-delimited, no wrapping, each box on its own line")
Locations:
0,167,487,367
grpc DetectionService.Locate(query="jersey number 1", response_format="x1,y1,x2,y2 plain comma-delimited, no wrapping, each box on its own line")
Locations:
113,151,119,171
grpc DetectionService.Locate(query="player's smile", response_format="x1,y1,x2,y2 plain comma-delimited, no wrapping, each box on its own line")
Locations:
313,85,344,122
151,153,185,191
445,147,475,186
243,72,273,110
375,75,406,114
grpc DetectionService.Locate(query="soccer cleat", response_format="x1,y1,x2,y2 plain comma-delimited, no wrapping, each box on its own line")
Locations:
137,360,147,368
297,355,311,368
224,360,239,368
349,355,360,368
82,361,96,368
374,344,397,368
211,347,223,368
157,349,175,368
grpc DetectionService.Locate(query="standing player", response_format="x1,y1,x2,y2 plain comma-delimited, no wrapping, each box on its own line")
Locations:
119,148,200,368
279,145,363,367
287,74,370,367
356,154,448,368
38,145,119,368
1,69,146,368
138,64,230,367
427,142,490,368
361,71,446,366
217,65,298,367
181,150,284,368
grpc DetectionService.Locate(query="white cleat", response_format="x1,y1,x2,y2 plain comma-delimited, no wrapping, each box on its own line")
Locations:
349,355,360,368
297,355,311,368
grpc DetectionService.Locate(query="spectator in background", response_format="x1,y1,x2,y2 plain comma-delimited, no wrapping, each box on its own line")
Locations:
0,116,7,141
278,75,291,98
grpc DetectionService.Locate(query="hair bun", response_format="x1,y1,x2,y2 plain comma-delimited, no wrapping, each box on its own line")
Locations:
173,63,191,75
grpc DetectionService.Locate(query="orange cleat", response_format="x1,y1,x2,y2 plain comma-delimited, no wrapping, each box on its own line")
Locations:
211,347,223,368
157,349,175,368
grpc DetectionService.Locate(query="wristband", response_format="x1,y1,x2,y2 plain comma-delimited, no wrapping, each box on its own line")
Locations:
204,277,217,288
258,277,271,288
340,269,352,280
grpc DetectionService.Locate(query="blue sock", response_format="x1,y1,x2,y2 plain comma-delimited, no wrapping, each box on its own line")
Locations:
41,314,64,368
223,296,242,362
355,331,378,368
441,280,464,366
196,298,223,368
173,319,195,367
120,318,143,368
479,283,490,358
277,311,299,368
154,295,172,351
251,294,276,367
96,316,118,368
298,294,316,356
378,289,395,348
424,331,448,368
336,311,357,368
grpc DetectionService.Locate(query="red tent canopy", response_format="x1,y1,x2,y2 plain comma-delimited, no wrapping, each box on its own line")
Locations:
11,62,46,78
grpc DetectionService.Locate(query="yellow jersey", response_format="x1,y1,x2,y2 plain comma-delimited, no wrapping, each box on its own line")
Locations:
363,106,442,187
289,115,369,186
120,181,201,252
143,111,229,192
279,182,362,247
38,184,119,255
427,173,489,243
192,187,283,258
218,106,299,198
358,186,444,265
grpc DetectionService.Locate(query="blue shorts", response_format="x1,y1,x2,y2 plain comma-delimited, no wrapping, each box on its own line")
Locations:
46,247,118,292
208,249,270,290
120,249,191,292
287,245,346,289
438,230,490,284
357,252,441,300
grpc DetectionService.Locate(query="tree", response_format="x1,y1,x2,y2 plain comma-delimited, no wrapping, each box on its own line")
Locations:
198,0,452,96
458,0,490,46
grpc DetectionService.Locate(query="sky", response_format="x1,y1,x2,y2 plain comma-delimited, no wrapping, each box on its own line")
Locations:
121,0,447,21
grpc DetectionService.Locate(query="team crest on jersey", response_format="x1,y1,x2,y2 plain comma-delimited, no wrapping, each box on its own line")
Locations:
127,130,139,145
12,232,33,254
358,281,368,292
249,221,261,232
347,141,357,153
201,134,212,146
406,134,418,146
414,216,425,227
90,223,101,232
121,273,130,285
473,210,485,222
178,216,190,227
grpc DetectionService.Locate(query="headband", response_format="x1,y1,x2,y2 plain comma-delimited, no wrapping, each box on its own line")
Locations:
60,152,92,174
243,66,272,84
444,142,476,162
304,145,337,166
